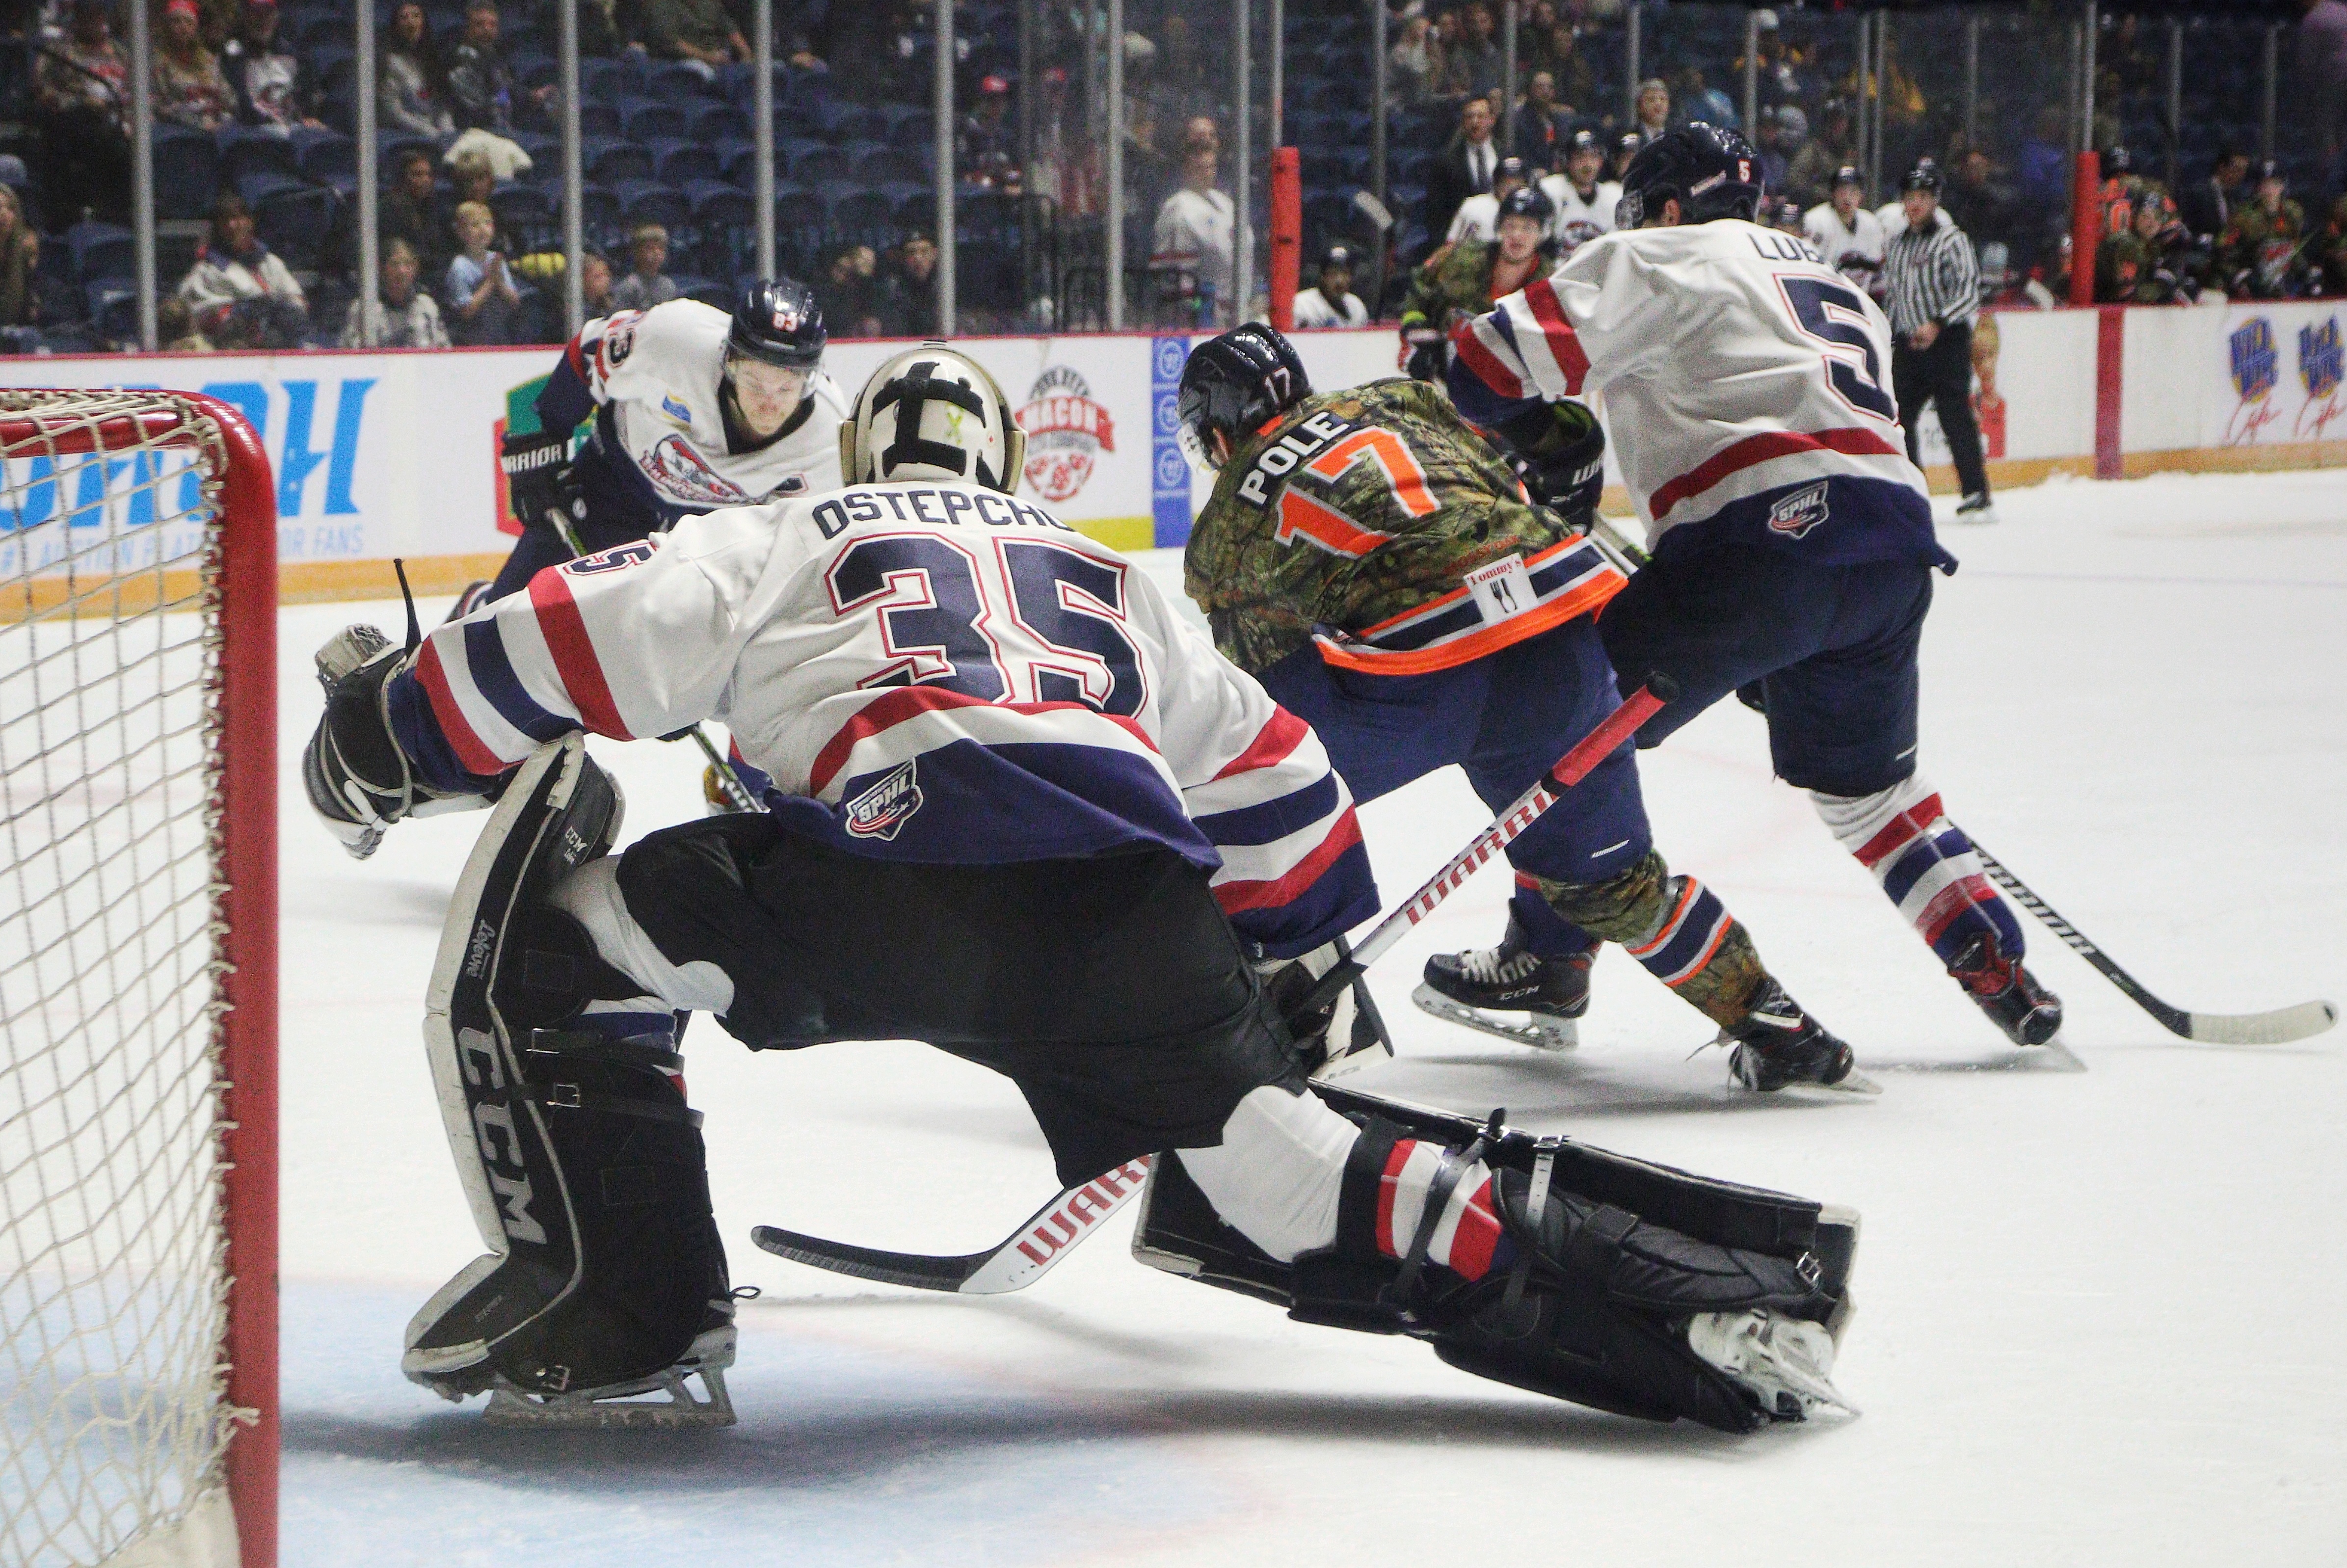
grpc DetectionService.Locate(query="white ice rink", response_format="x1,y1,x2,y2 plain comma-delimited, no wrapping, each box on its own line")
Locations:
273,469,2346,1566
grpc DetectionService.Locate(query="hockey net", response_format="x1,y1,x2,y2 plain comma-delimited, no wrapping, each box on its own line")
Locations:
0,391,277,1568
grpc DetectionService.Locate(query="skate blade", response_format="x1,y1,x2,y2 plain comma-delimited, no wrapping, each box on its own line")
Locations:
1411,984,1579,1051
478,1325,738,1430
1728,1058,1884,1097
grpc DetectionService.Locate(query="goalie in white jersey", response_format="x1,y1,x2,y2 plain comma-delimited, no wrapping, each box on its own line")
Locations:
1447,124,2061,1064
302,344,1858,1436
484,279,850,602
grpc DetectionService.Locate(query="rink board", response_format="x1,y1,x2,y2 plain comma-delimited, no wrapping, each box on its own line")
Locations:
0,304,2341,600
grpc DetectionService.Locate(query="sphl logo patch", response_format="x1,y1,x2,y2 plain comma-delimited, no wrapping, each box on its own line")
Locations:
1767,480,1831,539
843,759,924,841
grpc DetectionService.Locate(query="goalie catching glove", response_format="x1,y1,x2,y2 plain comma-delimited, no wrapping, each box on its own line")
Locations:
302,625,489,858
1260,942,1392,1079
500,427,586,545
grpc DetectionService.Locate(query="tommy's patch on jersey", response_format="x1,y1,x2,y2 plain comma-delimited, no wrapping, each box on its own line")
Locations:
644,434,754,505
1768,480,1832,539
1235,409,1359,505
1463,552,1535,620
843,758,924,841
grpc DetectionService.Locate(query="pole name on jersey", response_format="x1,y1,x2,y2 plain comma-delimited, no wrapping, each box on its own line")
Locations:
1236,410,1356,506
811,485,1075,539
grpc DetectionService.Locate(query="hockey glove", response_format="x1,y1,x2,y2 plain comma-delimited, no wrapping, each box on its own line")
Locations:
500,428,585,546
1260,942,1392,1079
302,625,488,858
1491,398,1606,532
1401,326,1448,383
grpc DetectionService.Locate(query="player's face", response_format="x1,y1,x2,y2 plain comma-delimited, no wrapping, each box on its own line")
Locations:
1833,183,1860,218
1568,148,1602,187
1496,215,1542,262
1322,264,1351,298
729,358,811,435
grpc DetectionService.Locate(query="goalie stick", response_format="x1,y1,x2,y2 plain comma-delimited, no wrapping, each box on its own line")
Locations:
1583,517,2334,1046
751,678,1676,1295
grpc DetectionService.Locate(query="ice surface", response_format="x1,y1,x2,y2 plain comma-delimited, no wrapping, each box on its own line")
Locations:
272,471,2346,1565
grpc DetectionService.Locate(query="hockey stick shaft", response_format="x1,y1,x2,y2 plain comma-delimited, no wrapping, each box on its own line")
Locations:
755,679,1676,1295
689,724,764,814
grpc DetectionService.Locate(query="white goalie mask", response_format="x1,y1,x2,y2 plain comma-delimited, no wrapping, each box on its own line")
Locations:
839,344,1028,495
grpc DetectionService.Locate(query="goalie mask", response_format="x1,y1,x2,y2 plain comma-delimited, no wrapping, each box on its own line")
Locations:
839,345,1027,494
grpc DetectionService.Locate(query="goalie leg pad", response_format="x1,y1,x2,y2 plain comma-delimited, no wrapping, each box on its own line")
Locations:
408,737,730,1414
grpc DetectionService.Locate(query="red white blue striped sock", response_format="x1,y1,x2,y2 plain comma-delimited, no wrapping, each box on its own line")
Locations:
1813,775,2025,967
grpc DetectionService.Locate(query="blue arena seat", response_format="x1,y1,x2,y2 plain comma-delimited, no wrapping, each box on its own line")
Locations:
616,179,690,235
650,138,722,187
785,141,847,185
292,128,355,183
621,96,689,143
577,100,624,138
584,137,654,184
65,222,133,284
86,281,138,342
218,127,299,187
643,61,720,102
253,183,337,270
687,101,749,144
152,127,221,220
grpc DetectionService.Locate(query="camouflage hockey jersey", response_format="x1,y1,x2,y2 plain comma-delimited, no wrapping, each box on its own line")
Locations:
1184,378,1626,677
1397,239,1544,333
2217,198,2311,299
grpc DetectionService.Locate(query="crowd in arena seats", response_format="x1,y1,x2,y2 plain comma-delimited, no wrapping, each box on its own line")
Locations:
2,0,2346,354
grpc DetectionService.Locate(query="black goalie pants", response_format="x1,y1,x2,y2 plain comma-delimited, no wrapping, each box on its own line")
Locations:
612,815,1307,1186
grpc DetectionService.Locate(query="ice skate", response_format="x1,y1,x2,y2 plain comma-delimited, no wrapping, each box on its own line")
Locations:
1414,918,1590,1051
1686,1307,1857,1419
1722,979,1877,1094
1955,492,1999,525
1948,932,2064,1046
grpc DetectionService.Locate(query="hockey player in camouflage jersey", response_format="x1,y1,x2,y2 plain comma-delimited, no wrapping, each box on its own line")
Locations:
1397,186,1554,382
1180,324,1860,1090
2216,162,2314,299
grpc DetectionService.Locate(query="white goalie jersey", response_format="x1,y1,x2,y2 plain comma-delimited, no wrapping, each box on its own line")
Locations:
556,299,849,524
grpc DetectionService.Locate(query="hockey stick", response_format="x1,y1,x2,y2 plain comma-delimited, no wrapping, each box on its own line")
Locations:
688,725,765,814
749,678,1675,1295
1970,845,2335,1045
1578,517,2335,1045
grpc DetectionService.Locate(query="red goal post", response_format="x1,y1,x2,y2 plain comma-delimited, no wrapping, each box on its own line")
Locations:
0,391,277,1568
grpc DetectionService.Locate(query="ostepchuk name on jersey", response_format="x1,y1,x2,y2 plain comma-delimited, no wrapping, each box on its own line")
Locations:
811,484,1077,539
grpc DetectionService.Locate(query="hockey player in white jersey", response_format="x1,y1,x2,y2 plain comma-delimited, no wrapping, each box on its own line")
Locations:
1445,124,2061,1069
486,279,849,603
1538,128,1621,261
301,344,1857,1435
1803,164,1888,296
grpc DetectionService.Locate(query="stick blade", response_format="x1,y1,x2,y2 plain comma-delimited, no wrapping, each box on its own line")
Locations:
750,1225,985,1292
2182,1000,2338,1046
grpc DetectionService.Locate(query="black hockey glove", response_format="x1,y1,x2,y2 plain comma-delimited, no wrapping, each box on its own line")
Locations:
1401,326,1448,383
1260,943,1391,1079
1491,398,1606,532
302,625,488,858
501,428,585,543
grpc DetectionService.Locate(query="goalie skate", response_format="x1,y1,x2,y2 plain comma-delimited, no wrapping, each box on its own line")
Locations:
481,1321,739,1431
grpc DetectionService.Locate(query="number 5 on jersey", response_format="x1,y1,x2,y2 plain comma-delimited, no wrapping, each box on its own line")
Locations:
1777,275,1897,424
826,533,1146,715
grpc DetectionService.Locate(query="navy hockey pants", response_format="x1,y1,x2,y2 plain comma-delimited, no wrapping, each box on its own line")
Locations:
1253,616,1651,959
1597,544,1933,799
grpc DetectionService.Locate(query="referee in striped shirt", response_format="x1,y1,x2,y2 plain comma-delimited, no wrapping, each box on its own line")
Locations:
1883,160,1994,522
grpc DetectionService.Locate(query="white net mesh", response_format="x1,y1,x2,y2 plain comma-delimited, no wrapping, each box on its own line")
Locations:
0,393,246,1568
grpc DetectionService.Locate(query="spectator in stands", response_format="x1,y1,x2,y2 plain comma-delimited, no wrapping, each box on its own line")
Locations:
178,192,309,348
1632,78,1669,141
1528,20,1595,117
159,294,211,352
0,184,39,345
2181,150,2253,243
580,249,615,318
1947,148,2019,259
380,1,455,138
1426,94,1501,243
644,0,750,74
883,234,939,336
548,0,632,57
1751,110,1789,195
153,0,235,133
1510,72,1568,170
344,236,450,347
2219,161,2314,298
35,0,133,224
818,243,882,335
2016,107,2071,228
1609,130,1640,183
379,149,448,283
1289,242,1369,327
610,224,680,310
445,201,520,344
1448,155,1527,243
1152,116,1240,323
2301,0,2347,198
1450,3,1504,100
447,2,552,134
1784,96,1851,210
439,149,499,247
221,0,320,135
1389,13,1439,106
1735,8,1812,108
961,76,1015,172
1672,66,1736,132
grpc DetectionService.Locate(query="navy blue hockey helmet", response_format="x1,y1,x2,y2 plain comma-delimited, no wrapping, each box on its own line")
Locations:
1615,123,1764,230
1498,183,1554,225
727,278,827,370
1177,323,1310,469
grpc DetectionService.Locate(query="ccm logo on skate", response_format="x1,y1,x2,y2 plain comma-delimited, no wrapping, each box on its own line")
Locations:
1014,1161,1152,1268
1236,411,1354,505
843,759,923,841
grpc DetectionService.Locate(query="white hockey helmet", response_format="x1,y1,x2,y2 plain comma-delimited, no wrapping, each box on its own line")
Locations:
839,344,1027,495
